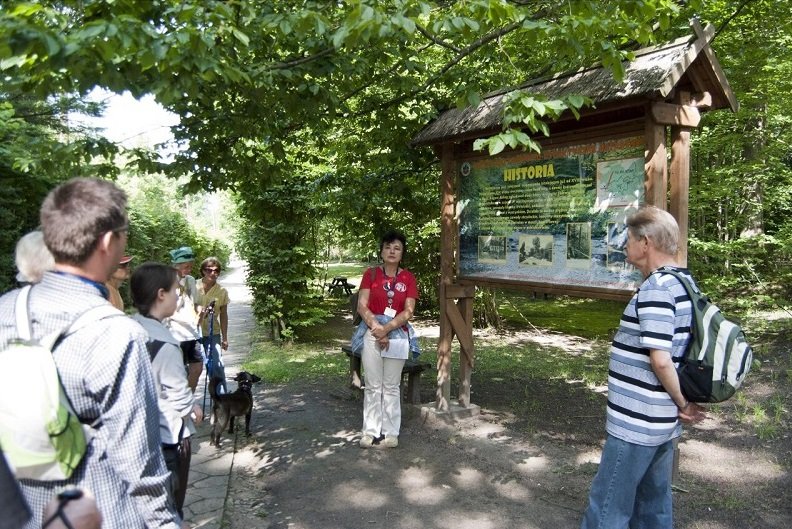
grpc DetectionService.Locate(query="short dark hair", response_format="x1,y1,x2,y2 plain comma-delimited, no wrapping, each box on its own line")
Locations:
199,257,222,276
130,262,178,317
40,178,128,265
379,229,407,255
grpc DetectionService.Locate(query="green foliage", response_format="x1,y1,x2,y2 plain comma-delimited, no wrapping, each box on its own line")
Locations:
0,93,121,292
4,0,744,330
474,93,593,155
684,0,792,312
236,175,328,341
120,173,231,270
0,170,55,293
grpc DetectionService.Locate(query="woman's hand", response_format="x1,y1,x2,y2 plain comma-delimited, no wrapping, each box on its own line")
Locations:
377,336,389,350
370,321,389,340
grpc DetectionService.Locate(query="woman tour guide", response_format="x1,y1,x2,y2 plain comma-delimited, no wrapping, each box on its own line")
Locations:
354,230,419,449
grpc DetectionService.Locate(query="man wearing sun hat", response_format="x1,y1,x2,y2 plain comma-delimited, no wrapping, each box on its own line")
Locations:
107,255,133,311
167,246,204,392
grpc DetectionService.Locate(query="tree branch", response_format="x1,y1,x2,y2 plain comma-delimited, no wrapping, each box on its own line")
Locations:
268,46,336,70
414,22,461,53
351,19,523,116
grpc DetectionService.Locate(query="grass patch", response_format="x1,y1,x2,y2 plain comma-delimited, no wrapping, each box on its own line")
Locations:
473,341,610,386
496,291,623,340
318,262,368,280
414,336,610,391
242,341,347,383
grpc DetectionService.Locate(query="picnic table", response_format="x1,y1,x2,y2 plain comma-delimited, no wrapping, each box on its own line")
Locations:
326,276,355,296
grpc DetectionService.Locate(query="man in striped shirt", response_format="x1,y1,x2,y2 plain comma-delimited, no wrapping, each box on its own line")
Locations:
581,206,707,529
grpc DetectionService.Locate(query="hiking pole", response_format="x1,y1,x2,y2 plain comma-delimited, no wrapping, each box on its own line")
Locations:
201,301,216,416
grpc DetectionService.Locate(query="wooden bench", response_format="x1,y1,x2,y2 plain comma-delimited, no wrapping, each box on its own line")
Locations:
342,345,431,405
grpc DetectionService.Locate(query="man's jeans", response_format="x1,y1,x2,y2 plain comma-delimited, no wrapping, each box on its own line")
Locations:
361,331,406,438
580,434,674,529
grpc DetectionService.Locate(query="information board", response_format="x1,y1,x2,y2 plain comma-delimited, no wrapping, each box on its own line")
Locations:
458,137,645,292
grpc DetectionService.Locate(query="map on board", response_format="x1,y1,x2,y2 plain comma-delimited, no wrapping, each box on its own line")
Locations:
596,157,644,207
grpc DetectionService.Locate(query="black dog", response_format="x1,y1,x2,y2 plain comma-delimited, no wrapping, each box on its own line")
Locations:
209,371,262,447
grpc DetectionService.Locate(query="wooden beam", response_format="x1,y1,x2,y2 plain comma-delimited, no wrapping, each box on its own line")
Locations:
670,94,691,266
436,143,456,410
445,298,474,361
457,297,474,407
644,109,667,209
691,20,739,112
651,102,701,127
690,91,713,109
444,284,476,299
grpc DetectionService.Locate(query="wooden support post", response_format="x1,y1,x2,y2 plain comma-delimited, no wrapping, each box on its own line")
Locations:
670,93,692,266
436,143,456,411
457,296,474,407
645,108,668,209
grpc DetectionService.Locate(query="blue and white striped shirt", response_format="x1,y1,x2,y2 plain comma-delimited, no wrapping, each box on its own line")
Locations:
606,268,695,446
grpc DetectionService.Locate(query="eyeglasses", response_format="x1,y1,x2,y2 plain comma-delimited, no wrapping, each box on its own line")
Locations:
203,267,221,274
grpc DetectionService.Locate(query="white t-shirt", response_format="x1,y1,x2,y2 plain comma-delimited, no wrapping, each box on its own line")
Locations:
166,275,200,341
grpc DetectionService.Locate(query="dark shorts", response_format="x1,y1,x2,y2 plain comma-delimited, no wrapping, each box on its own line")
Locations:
180,340,203,365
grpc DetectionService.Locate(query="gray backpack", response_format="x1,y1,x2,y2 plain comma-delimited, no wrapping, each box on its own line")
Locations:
658,268,753,403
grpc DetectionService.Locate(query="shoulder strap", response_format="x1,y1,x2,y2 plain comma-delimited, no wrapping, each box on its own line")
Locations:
13,285,34,341
146,339,167,361
654,267,699,300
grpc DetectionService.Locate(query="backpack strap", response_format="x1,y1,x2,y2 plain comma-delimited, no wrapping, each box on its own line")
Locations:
146,339,167,361
13,285,34,341
654,266,701,300
14,284,124,348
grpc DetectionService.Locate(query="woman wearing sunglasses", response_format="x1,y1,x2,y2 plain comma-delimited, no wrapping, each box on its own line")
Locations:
197,257,230,394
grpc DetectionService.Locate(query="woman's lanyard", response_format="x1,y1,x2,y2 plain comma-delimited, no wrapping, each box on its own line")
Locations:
381,266,400,317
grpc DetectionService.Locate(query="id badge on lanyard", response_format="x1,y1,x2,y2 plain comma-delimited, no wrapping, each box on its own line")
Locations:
383,267,398,318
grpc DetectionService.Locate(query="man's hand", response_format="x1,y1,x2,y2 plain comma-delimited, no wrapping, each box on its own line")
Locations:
43,489,102,529
678,402,707,424
191,403,203,425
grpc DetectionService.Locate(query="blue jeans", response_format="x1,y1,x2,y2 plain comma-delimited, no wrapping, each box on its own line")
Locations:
200,335,227,394
580,434,674,529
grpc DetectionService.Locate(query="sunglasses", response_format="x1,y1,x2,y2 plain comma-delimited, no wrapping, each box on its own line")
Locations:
119,262,130,268
203,267,221,274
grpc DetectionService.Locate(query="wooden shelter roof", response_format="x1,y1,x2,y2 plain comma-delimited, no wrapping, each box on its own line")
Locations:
412,22,737,147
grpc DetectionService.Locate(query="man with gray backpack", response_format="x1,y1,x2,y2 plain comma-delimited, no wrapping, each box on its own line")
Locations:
0,178,183,528
580,206,709,529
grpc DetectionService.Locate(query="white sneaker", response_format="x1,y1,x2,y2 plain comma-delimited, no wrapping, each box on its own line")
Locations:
380,436,398,448
359,435,374,448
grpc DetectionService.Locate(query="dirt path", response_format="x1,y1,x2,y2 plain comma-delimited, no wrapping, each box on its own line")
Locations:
199,263,792,529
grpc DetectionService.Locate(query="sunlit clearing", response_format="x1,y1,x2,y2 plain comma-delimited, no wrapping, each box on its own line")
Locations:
452,466,484,489
328,481,388,510
680,439,784,482
398,467,450,505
